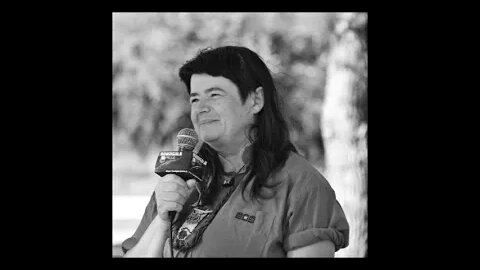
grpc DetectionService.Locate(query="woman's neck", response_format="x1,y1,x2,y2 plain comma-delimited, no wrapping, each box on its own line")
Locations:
217,141,251,173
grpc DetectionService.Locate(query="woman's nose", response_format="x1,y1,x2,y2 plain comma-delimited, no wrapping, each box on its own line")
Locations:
196,99,211,113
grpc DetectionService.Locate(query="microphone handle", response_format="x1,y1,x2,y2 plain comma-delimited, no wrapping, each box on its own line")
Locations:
168,211,176,222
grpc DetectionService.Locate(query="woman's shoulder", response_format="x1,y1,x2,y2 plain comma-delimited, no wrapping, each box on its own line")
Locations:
277,151,334,194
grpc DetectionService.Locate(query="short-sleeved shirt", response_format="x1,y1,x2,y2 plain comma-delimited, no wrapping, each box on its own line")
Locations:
122,151,349,257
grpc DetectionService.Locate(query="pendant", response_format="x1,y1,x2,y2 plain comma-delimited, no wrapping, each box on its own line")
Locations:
176,207,212,241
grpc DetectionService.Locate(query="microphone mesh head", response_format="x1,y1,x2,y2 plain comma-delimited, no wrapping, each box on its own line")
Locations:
177,128,198,151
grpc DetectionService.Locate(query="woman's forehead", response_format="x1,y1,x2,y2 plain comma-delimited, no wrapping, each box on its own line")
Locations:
190,74,237,93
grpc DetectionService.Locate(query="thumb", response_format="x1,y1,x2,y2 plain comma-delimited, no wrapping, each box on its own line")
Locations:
186,179,197,191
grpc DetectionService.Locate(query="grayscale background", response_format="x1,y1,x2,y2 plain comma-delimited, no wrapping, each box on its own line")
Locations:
112,12,368,257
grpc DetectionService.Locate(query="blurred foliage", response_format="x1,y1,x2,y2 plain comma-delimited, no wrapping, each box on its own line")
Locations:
112,13,366,164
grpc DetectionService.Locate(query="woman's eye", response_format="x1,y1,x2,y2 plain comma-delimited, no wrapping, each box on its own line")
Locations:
211,93,219,97
190,98,198,104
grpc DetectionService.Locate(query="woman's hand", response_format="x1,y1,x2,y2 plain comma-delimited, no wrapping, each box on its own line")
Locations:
154,174,197,223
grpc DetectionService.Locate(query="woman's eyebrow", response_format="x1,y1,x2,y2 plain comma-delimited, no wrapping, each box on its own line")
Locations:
190,87,225,97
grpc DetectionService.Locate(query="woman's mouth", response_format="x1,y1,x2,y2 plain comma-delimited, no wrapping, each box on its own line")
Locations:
199,119,218,125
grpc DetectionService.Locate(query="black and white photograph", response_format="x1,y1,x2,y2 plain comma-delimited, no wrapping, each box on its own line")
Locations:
112,12,368,258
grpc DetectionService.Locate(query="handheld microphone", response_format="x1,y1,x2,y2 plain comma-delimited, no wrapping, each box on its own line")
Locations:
154,128,207,222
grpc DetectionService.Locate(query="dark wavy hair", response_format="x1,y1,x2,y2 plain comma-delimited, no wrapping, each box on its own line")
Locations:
179,46,297,202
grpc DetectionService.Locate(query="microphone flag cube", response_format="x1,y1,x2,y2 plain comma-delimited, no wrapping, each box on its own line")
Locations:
155,151,207,182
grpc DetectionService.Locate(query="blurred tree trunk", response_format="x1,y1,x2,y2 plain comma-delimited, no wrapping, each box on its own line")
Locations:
321,13,367,257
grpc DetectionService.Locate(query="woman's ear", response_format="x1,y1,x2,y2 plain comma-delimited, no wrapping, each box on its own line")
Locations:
251,86,264,114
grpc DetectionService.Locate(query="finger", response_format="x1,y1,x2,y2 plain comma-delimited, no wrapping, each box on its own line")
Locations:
159,182,189,199
161,174,188,188
158,201,183,215
157,191,187,203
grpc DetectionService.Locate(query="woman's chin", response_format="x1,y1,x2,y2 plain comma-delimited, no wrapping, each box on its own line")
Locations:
199,132,220,144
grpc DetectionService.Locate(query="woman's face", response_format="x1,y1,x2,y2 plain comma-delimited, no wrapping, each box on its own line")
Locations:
189,74,255,151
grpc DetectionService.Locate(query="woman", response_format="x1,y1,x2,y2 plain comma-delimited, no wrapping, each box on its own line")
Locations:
122,46,349,257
